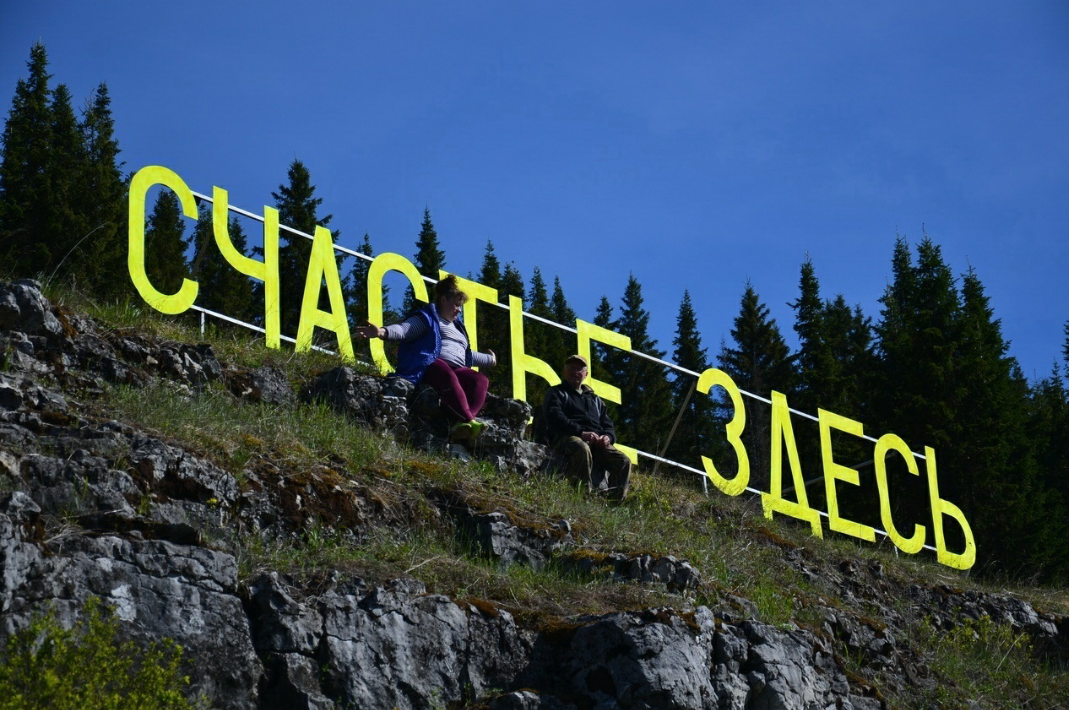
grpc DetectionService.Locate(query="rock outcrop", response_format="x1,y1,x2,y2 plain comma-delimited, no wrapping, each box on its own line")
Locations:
0,279,1065,709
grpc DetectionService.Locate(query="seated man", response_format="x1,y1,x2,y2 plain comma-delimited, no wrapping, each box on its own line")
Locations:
541,355,631,500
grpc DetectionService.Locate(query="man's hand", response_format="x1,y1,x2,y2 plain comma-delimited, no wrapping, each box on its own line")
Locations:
580,432,611,448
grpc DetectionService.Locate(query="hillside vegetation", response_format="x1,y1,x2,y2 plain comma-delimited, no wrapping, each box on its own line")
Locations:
0,279,1061,709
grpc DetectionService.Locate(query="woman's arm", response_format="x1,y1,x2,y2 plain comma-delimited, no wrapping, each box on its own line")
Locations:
354,314,430,341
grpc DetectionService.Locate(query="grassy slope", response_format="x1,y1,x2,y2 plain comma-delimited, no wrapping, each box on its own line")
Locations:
48,286,1069,709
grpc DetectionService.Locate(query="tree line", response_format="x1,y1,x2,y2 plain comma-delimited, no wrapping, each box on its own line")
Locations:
2,44,1067,584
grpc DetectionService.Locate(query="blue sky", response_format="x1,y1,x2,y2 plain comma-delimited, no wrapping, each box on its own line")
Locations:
3,2,1068,382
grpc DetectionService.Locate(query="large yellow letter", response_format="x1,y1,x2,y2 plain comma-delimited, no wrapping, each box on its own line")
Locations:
925,446,976,570
575,320,631,404
696,368,750,496
366,253,428,374
872,433,925,554
128,166,198,314
212,187,280,348
508,295,560,401
819,409,875,542
295,226,354,361
441,270,498,369
762,391,823,537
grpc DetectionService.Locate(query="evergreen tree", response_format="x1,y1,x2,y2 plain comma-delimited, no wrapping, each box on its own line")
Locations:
42,83,85,276
1028,362,1069,580
478,240,501,289
188,205,255,323
342,233,384,362
75,84,126,297
718,283,796,490
666,290,718,471
0,43,56,274
548,276,577,367
952,269,1046,576
612,274,674,453
143,191,189,295
524,267,555,403
590,295,616,386
404,208,445,312
872,237,963,534
270,160,337,336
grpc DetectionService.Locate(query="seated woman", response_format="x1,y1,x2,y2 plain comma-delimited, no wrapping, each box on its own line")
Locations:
355,275,495,440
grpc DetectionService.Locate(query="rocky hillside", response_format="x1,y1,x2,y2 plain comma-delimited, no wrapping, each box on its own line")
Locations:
0,278,1066,709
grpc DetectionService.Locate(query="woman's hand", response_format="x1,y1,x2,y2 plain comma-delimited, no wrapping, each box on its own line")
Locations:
486,349,497,366
355,322,384,339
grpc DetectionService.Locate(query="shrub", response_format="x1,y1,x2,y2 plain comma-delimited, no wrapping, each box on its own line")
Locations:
0,597,202,710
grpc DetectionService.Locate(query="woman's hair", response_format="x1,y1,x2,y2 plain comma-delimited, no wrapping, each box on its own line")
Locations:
434,274,468,304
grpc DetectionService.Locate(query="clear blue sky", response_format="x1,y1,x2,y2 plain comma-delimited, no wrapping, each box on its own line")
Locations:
3,2,1067,382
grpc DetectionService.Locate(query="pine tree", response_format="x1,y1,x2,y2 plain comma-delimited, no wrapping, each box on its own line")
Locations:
872,237,964,535
523,267,555,403
478,240,501,289
547,276,577,368
612,274,674,453
404,208,445,312
42,83,86,277
666,290,718,471
718,283,796,490
342,233,383,362
952,269,1046,576
0,43,56,275
270,160,337,336
143,191,189,295
188,205,255,324
591,295,616,386
75,84,127,298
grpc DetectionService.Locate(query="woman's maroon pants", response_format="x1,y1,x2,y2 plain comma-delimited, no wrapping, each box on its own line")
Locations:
421,359,488,422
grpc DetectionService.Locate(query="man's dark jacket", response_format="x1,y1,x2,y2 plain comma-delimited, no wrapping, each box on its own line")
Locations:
542,383,616,444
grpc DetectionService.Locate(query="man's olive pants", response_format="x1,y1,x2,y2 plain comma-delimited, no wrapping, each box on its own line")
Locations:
551,436,631,500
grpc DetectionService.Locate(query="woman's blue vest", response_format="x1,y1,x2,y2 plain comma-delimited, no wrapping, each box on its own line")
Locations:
392,303,474,383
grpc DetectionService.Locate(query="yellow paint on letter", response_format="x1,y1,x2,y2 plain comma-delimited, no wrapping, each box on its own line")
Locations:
127,166,198,314
819,409,875,542
696,368,750,496
762,391,823,537
508,295,560,401
366,253,428,374
212,187,280,348
872,433,925,554
295,225,354,361
575,320,630,404
925,446,976,570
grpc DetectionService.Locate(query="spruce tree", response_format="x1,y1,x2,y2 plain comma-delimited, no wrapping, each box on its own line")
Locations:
143,191,189,295
872,237,963,535
76,84,126,298
404,208,445,312
524,267,555,403
43,83,85,276
188,205,255,324
612,274,674,453
952,269,1045,576
718,283,796,490
270,160,337,336
591,295,616,386
342,233,383,362
0,43,55,275
478,240,501,289
666,290,718,471
547,276,577,368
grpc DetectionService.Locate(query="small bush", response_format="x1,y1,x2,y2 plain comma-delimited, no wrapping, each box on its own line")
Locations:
0,597,202,710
